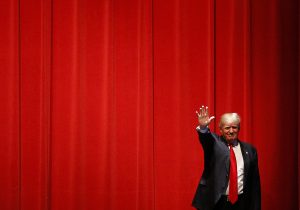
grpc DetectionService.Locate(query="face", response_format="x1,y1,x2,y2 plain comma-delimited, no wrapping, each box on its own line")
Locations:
220,122,240,143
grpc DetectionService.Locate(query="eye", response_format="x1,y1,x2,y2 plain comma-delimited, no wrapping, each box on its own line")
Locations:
223,126,238,130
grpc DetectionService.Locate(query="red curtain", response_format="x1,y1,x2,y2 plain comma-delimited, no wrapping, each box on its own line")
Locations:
0,0,298,210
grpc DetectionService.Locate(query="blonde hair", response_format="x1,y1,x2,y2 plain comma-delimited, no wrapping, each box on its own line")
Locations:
219,113,241,129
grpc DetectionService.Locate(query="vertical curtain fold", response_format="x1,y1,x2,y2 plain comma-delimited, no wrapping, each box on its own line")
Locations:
51,0,81,208
19,0,52,209
251,0,299,209
113,0,154,209
154,1,214,210
215,0,252,138
0,0,20,209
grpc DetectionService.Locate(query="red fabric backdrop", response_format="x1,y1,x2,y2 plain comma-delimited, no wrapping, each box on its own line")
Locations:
0,0,299,210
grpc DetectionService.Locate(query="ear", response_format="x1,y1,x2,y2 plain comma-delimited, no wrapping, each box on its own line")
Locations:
219,127,223,134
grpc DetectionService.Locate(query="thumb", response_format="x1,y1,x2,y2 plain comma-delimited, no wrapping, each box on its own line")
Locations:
209,116,215,122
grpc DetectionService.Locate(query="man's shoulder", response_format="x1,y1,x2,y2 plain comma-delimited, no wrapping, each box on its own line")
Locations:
239,140,258,152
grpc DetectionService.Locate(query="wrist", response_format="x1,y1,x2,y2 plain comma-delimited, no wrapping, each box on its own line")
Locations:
200,125,208,129
197,125,209,133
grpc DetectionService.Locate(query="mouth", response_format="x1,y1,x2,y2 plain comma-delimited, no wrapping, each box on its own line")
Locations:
226,134,235,138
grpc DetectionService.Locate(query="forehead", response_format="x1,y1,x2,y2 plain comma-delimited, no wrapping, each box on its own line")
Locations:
221,121,239,127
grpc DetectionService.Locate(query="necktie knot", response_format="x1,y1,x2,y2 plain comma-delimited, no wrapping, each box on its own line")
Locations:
228,140,238,147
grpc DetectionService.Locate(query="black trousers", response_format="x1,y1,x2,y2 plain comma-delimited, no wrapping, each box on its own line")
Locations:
212,194,246,210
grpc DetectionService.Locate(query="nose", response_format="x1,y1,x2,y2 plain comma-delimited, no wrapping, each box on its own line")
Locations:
229,127,234,133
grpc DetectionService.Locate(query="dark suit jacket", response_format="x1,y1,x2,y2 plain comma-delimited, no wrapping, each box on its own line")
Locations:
192,129,261,210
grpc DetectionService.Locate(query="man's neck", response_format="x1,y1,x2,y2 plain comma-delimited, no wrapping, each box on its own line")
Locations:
226,139,238,146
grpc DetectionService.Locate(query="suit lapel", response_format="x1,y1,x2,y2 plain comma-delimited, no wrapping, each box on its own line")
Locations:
239,141,250,189
220,137,230,173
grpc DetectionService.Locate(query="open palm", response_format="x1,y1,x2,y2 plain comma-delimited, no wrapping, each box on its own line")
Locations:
196,106,215,128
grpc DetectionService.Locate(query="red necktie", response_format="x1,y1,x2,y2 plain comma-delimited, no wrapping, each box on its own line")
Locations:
229,145,238,204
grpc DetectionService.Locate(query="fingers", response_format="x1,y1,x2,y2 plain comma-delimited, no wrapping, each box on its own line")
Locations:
196,107,203,117
196,105,214,120
205,106,209,116
198,105,209,117
196,105,214,127
200,105,205,116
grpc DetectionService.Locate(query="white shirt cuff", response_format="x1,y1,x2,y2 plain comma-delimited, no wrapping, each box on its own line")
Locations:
196,126,209,133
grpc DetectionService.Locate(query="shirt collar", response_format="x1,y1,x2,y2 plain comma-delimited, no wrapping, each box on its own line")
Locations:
228,139,238,147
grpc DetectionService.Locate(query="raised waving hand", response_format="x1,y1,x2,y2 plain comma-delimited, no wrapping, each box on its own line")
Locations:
196,106,215,129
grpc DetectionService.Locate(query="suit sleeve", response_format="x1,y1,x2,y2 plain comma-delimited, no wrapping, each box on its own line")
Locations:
197,129,217,163
196,128,216,155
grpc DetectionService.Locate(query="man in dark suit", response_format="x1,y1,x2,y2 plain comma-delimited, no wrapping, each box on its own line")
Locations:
192,106,261,210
